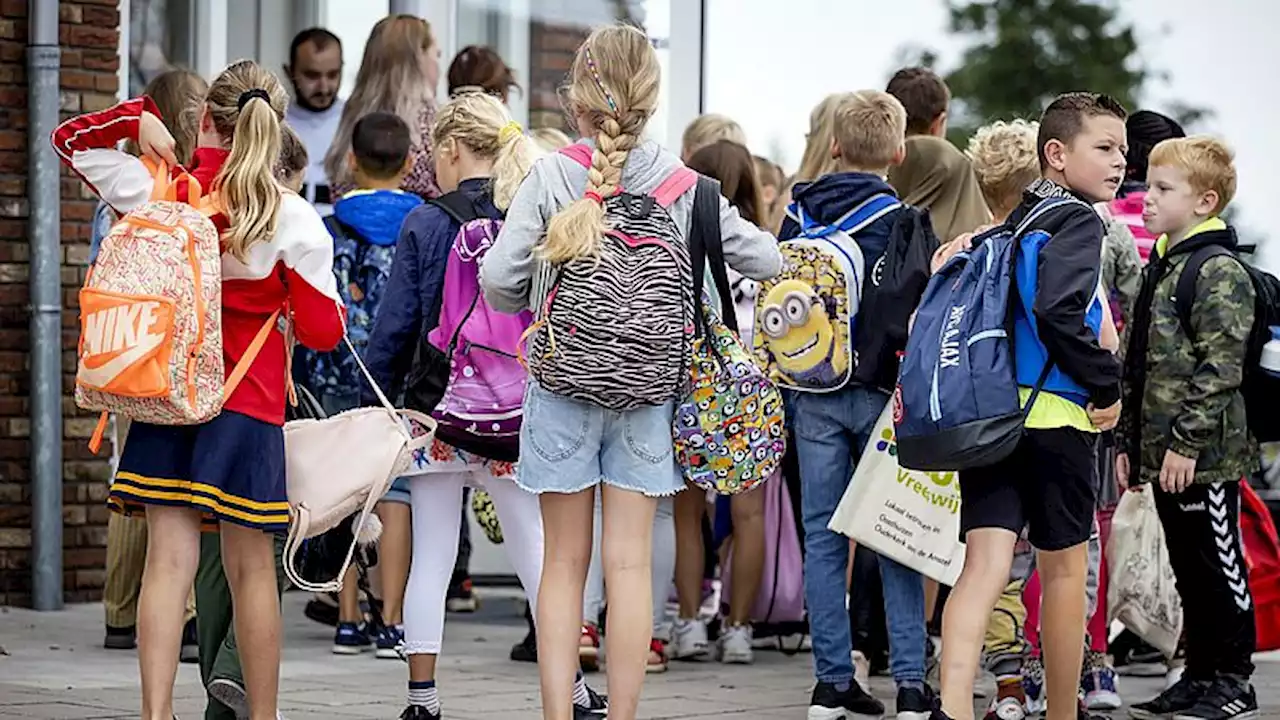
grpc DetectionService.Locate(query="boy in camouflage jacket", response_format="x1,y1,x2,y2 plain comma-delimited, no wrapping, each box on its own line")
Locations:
1117,136,1259,720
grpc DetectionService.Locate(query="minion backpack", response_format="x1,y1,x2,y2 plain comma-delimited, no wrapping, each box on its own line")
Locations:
754,194,901,391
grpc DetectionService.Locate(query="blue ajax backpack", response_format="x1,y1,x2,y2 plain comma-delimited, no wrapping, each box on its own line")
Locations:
893,197,1082,471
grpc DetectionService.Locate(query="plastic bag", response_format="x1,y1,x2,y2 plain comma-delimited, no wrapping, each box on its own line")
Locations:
1106,489,1183,656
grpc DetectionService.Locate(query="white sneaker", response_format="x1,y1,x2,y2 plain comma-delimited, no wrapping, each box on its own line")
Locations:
1165,661,1186,689
718,624,754,664
852,650,871,689
672,617,710,660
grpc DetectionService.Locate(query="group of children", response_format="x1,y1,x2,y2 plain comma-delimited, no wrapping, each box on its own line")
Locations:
57,16,1264,720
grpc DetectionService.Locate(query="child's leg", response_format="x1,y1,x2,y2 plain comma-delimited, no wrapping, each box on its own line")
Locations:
104,512,148,633
600,484,659,720
652,496,677,638
984,536,1033,700
726,488,766,627
537,488,596,720
940,528,1018,720
375,498,412,627
673,482,706,620
1037,543,1089,720
484,477,545,617
220,522,281,720
138,505,203,720
581,489,605,662
879,557,928,689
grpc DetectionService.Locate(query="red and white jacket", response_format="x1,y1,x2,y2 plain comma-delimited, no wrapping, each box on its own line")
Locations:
53,97,346,426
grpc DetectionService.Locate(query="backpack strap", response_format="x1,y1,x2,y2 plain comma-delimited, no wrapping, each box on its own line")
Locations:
800,193,901,239
428,191,484,225
651,168,698,208
688,176,737,338
1012,196,1089,238
558,143,594,169
223,309,283,401
323,215,351,242
1174,244,1237,340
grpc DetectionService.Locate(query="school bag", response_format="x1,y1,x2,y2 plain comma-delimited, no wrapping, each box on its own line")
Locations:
753,194,902,392
522,144,699,411
1172,242,1280,443
673,176,787,495
76,160,277,453
893,197,1085,472
302,216,396,399
403,192,532,462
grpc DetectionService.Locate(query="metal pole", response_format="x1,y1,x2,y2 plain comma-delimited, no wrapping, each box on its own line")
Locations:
28,0,62,611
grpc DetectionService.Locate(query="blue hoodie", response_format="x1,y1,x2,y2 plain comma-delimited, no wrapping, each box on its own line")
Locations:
302,188,422,401
779,171,903,265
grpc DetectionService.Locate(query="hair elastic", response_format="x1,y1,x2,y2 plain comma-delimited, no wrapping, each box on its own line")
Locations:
498,120,523,145
582,46,619,114
237,88,271,110
583,190,604,206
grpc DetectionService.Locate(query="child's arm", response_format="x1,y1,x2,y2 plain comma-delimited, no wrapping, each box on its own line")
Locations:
51,97,165,215
1034,207,1123,410
482,160,553,314
1169,256,1255,459
277,194,345,353
719,195,782,281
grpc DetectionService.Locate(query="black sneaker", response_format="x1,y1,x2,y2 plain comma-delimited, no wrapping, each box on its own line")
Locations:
180,618,199,664
809,680,885,719
510,627,537,663
573,683,609,718
399,705,440,720
896,685,937,720
1172,678,1258,720
104,624,136,650
206,677,249,719
303,593,340,627
1130,676,1212,719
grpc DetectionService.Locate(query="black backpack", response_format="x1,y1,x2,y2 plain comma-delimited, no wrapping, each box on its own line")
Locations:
850,206,940,392
1174,243,1280,443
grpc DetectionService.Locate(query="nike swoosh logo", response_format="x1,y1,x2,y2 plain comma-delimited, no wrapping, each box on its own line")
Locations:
78,331,166,389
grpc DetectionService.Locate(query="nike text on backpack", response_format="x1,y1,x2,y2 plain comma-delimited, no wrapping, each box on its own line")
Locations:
75,159,278,453
520,144,699,411
402,192,532,461
283,334,436,593
1173,244,1280,443
673,176,787,495
893,197,1084,472
753,194,902,392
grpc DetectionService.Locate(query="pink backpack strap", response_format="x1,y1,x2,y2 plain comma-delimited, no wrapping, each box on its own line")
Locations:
558,144,594,169
651,167,698,208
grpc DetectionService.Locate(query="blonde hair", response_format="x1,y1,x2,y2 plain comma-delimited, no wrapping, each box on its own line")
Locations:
206,60,287,261
541,25,659,263
127,69,208,165
324,15,436,191
682,113,747,158
530,127,572,153
832,90,907,169
794,93,852,185
431,90,534,211
966,119,1040,220
1149,136,1237,214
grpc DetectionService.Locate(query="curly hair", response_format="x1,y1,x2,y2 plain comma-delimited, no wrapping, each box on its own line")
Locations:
966,119,1041,221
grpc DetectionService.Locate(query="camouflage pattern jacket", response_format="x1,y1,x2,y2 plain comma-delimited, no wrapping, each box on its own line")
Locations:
1118,222,1258,486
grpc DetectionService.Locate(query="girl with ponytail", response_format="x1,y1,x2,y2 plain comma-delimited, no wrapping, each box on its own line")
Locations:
480,25,782,720
53,59,345,719
362,90,606,720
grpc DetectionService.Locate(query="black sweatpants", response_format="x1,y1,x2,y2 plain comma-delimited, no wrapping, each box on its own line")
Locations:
1153,481,1256,679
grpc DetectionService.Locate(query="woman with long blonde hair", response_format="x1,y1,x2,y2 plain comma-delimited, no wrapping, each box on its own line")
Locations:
480,25,781,720
54,60,344,719
776,92,853,229
324,14,443,200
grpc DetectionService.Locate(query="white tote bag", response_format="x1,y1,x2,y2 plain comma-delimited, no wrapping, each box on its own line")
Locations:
282,336,436,592
1106,488,1183,656
829,404,965,585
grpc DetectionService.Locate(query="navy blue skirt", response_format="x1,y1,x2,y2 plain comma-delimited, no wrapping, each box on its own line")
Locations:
109,410,289,532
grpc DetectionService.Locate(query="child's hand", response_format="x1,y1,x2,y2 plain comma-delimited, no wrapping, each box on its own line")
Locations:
931,234,971,273
138,111,178,167
1087,399,1121,431
1115,452,1131,489
1159,449,1196,494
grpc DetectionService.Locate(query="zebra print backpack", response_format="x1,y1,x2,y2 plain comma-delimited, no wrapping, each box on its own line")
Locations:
523,145,699,411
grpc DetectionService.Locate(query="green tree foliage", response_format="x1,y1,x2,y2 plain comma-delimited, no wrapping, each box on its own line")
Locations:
938,0,1149,142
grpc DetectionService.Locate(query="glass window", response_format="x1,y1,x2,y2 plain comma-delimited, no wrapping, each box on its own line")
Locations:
128,0,194,95
324,0,392,99
455,0,673,148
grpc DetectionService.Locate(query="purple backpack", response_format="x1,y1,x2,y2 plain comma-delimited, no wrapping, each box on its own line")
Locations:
424,195,532,459
720,470,806,636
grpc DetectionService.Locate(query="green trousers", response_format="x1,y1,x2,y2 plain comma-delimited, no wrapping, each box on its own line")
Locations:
195,532,287,720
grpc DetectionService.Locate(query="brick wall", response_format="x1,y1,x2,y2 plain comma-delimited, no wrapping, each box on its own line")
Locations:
0,0,119,607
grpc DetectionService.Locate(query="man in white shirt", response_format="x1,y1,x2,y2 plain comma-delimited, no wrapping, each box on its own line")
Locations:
284,28,344,216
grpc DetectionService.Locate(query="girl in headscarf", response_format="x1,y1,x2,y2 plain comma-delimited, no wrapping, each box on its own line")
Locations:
888,133,991,243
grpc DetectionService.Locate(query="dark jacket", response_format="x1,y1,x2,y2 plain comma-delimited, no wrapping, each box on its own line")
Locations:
780,171,901,258
1118,221,1257,485
1007,178,1122,409
363,178,500,404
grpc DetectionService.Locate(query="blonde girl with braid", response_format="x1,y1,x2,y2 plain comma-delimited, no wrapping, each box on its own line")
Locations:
54,59,344,719
481,25,781,720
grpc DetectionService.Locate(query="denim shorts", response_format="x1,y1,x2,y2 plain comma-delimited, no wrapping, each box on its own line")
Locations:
321,390,411,505
516,381,683,498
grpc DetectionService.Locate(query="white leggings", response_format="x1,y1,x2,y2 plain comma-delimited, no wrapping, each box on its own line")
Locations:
403,470,544,655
